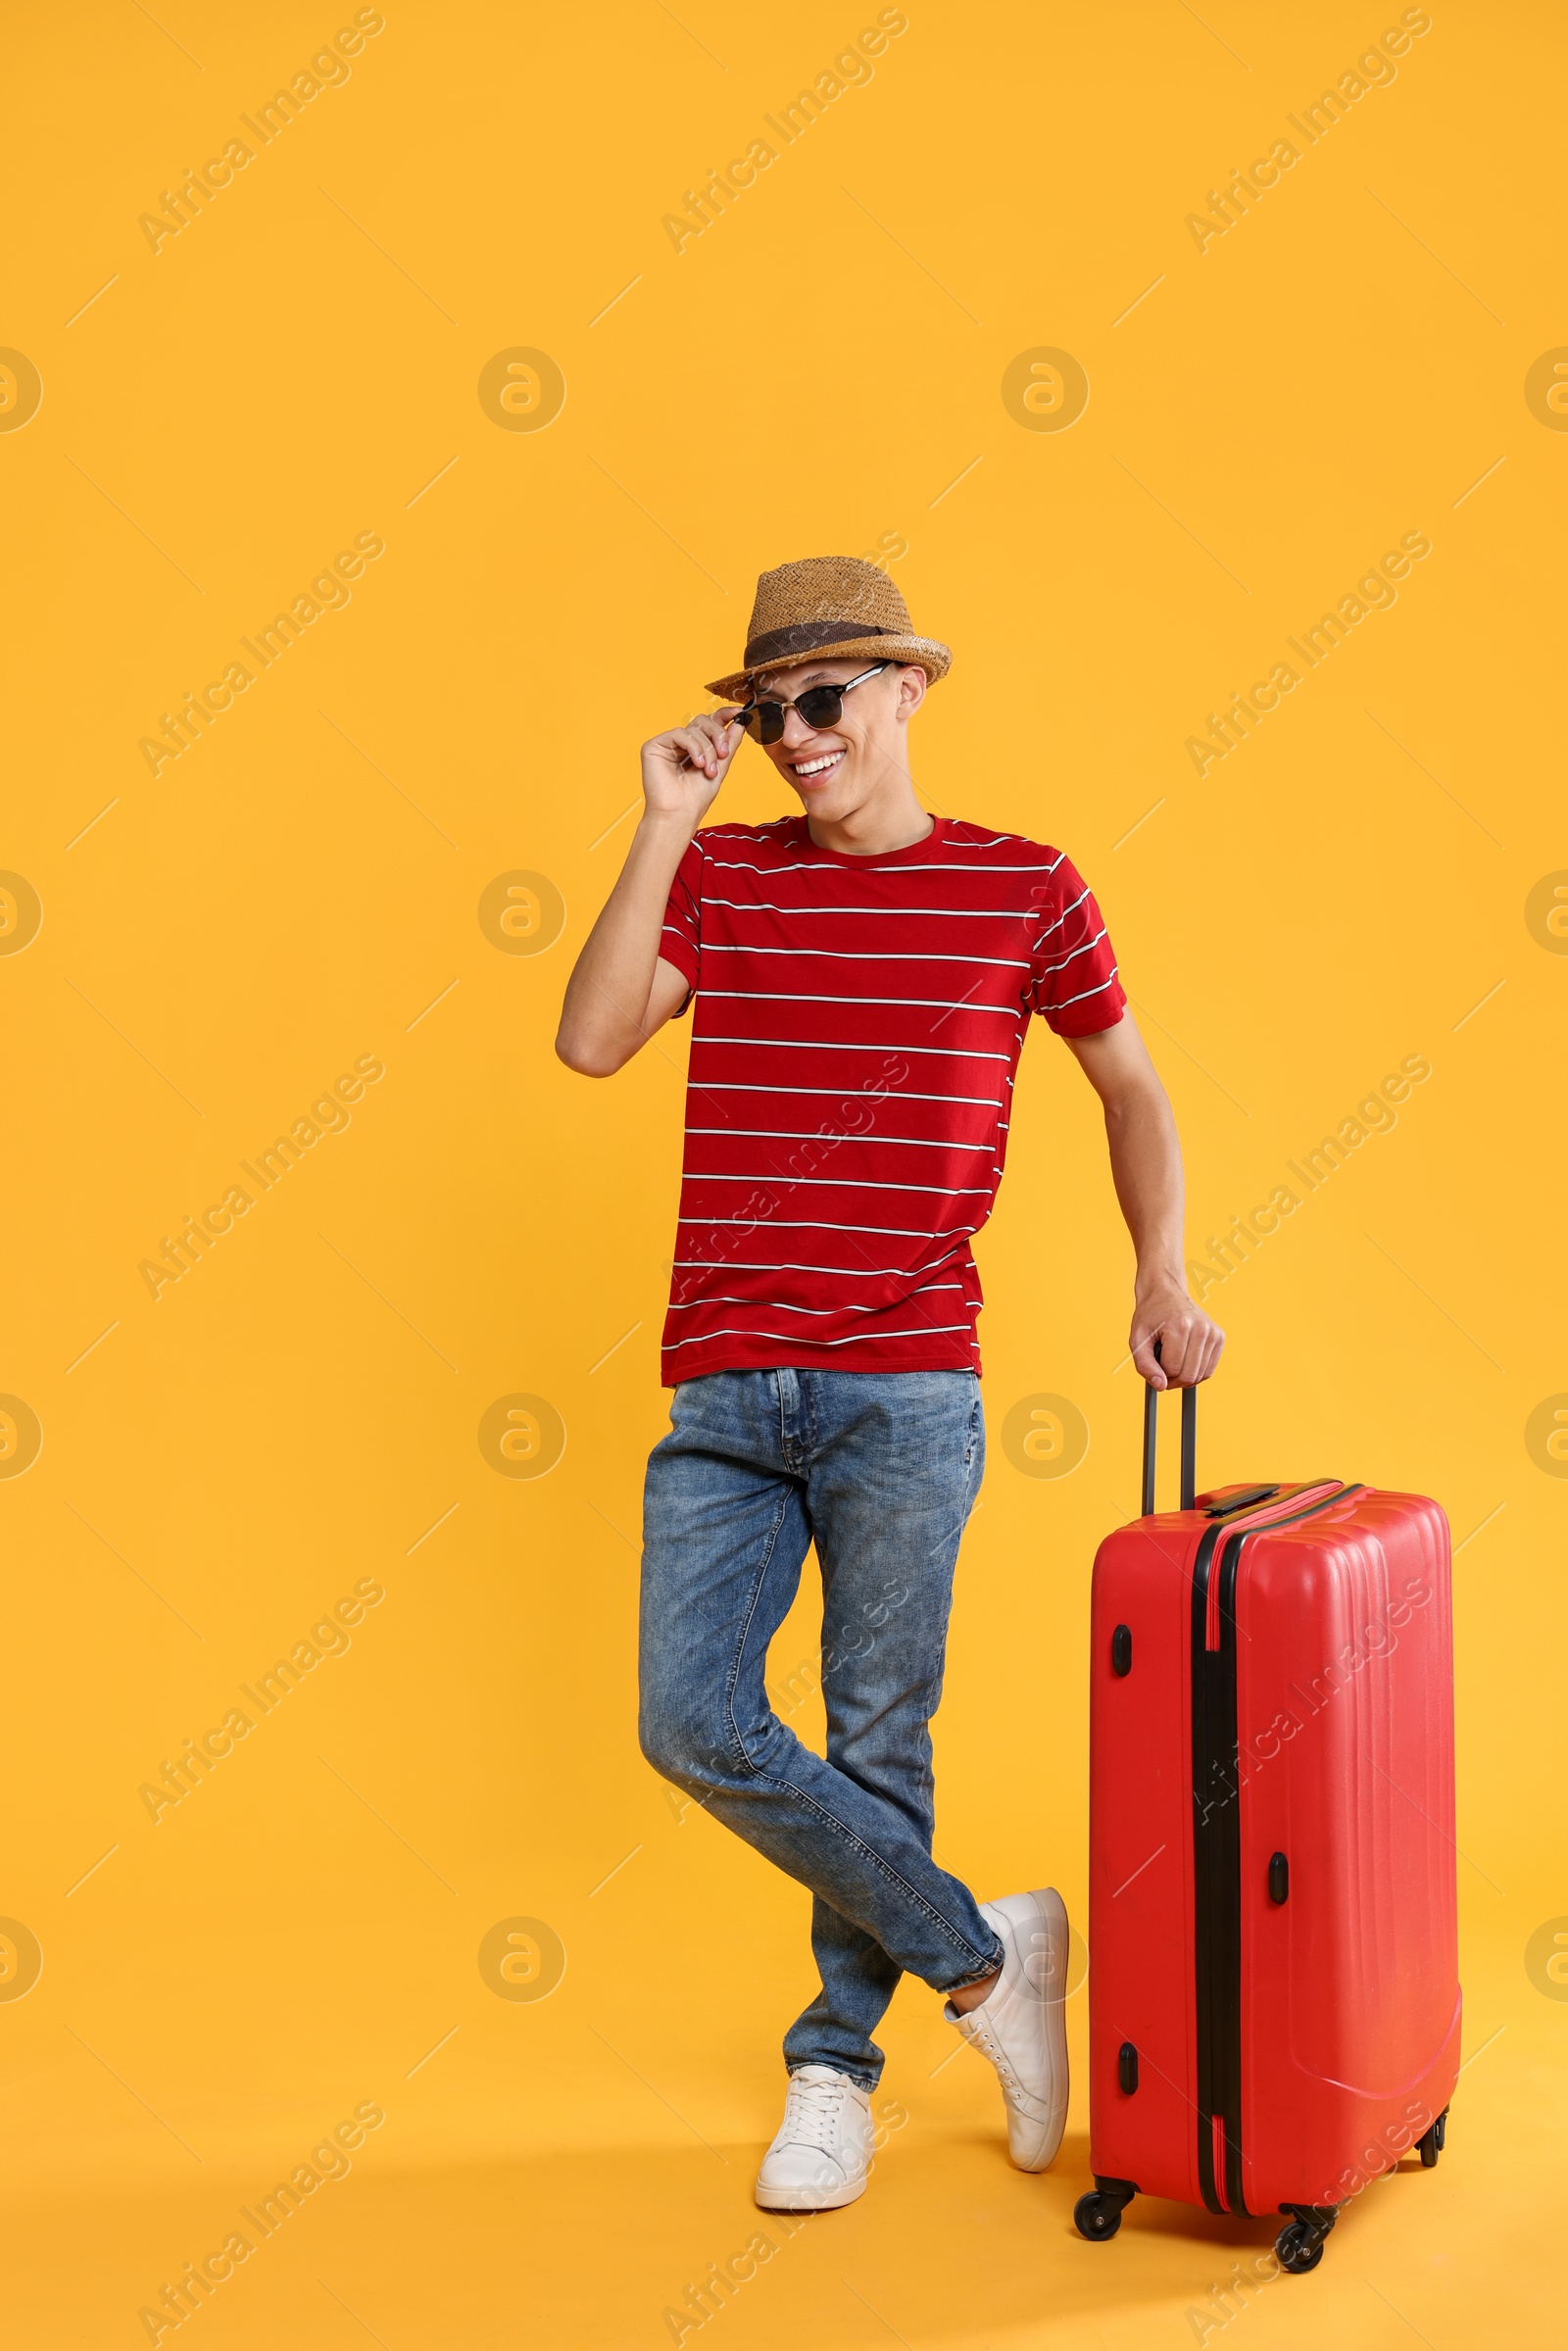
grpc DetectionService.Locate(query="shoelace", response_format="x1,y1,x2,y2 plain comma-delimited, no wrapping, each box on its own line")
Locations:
966,2011,1024,2096
962,2003,1050,2116
780,2075,849,2151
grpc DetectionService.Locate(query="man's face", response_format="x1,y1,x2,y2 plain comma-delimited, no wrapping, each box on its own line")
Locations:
746,659,925,819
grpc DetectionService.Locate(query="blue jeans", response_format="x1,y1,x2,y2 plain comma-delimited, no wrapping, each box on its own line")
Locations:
638,1368,1004,2087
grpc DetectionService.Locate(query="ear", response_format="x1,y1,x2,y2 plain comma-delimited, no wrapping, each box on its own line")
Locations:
895,664,928,720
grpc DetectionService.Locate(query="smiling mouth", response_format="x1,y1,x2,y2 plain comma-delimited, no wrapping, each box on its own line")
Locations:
791,749,845,782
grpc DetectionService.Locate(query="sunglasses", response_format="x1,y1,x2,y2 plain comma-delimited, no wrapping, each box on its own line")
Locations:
730,662,889,746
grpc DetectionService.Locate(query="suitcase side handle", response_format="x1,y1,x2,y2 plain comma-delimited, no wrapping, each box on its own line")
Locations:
1141,1340,1197,1514
1201,1484,1281,1518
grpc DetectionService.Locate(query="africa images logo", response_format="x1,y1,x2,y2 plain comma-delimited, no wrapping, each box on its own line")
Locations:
138,1054,385,1299
662,10,908,253
137,535,385,777
136,11,387,256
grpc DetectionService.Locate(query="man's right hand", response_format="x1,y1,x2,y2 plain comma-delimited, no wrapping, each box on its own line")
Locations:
558,710,745,1076
641,709,744,825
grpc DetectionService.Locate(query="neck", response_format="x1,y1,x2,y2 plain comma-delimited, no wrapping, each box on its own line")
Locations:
805,776,934,858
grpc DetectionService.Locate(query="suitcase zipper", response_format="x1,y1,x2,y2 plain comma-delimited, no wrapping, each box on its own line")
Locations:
1190,1482,1358,2218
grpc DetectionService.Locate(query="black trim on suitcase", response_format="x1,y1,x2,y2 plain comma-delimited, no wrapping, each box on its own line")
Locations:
1190,1485,1354,2218
1190,1517,1232,2214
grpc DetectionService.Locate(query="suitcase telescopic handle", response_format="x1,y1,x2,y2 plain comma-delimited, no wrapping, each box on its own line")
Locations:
1141,1340,1197,1515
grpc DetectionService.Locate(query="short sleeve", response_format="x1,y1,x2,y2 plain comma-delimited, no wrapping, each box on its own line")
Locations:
659,836,704,1002
1025,852,1126,1035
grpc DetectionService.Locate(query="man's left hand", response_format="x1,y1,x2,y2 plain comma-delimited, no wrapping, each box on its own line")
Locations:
1131,1287,1224,1388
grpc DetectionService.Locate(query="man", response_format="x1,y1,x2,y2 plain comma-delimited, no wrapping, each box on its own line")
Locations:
557,557,1222,2212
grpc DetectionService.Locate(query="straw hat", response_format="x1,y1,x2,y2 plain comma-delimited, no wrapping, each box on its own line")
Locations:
706,555,952,702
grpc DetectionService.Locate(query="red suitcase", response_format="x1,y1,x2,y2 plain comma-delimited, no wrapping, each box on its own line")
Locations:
1078,1377,1460,2272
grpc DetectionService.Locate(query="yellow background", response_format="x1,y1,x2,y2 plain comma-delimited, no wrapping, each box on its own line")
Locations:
4,1,1564,2342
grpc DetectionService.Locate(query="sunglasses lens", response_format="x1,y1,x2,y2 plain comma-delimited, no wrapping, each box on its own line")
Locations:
795,688,843,730
750,704,785,745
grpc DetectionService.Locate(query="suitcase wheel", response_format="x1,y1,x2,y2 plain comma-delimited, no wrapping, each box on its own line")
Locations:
1416,2106,1448,2168
1073,2180,1136,2241
1275,2204,1339,2274
1274,2220,1325,2274
1073,2193,1123,2240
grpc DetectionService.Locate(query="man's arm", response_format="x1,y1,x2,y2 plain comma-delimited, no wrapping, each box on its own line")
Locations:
556,708,741,1077
1063,1016,1224,1388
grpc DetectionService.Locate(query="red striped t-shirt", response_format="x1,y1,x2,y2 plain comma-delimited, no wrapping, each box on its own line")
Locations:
657,814,1124,1386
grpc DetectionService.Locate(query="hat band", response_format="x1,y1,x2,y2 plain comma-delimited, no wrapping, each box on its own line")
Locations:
743,618,891,668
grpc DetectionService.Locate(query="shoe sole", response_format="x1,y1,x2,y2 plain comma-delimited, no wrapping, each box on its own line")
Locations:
754,2172,867,2213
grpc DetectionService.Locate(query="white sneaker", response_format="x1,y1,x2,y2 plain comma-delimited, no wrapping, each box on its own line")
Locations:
754,2065,873,2211
945,1886,1070,2172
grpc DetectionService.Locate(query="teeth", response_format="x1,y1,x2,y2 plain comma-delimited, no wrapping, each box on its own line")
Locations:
795,752,842,776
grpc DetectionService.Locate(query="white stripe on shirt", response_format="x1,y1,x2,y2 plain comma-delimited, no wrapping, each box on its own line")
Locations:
676,1215,977,1238
692,1082,1004,1107
667,1320,976,1350
694,1035,1014,1062
664,1286,966,1314
682,1172,995,1194
700,943,1033,968
1033,927,1107,977
1026,885,1093,945
674,1256,968,1278
698,896,1049,919
682,1127,993,1151
700,854,1067,877
1052,966,1120,1008
698,991,1023,1015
